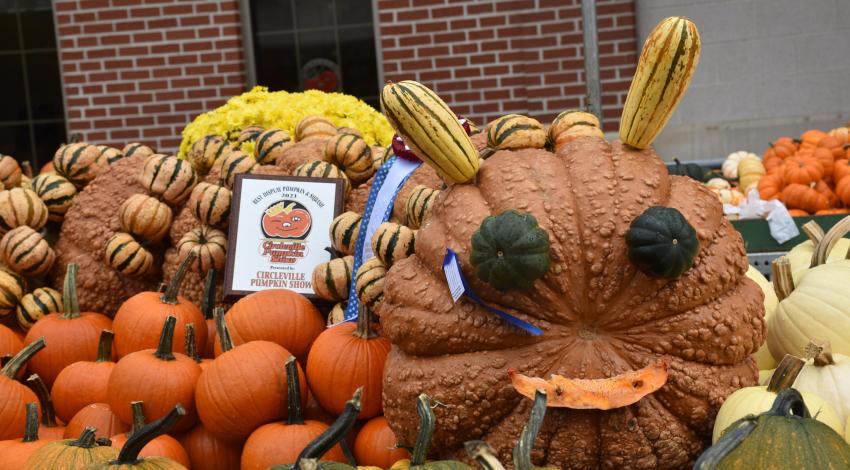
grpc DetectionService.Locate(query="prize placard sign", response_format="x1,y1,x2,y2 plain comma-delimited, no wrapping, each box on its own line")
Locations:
223,174,345,301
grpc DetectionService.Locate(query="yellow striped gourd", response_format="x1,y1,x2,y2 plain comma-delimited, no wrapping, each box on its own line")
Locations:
254,129,293,165
118,194,173,243
0,268,26,318
95,145,123,167
0,155,22,188
189,135,231,174
311,255,354,302
217,150,257,188
294,161,351,196
484,114,547,157
329,211,361,256
178,225,227,273
238,125,265,144
53,142,103,188
371,222,415,267
189,182,231,229
620,16,701,149
16,287,62,331
381,80,479,183
324,133,374,183
0,188,49,234
139,154,197,205
0,226,55,277
355,256,386,310
404,185,441,229
104,232,154,277
549,110,604,151
122,142,155,159
31,173,77,223
295,116,337,142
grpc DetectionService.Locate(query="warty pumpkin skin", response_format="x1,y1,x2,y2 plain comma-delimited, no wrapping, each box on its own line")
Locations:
52,330,115,423
378,139,765,469
23,427,120,469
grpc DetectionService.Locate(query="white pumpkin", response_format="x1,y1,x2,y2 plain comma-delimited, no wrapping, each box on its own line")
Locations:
705,177,731,190
846,415,850,444
786,220,850,284
713,188,745,206
722,150,759,179
746,265,779,370
792,340,850,424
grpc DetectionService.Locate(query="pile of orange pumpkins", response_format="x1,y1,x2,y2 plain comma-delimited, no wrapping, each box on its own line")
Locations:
0,255,410,469
756,127,850,216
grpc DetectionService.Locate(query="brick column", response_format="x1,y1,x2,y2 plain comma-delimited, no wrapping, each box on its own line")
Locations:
54,0,247,153
376,0,637,131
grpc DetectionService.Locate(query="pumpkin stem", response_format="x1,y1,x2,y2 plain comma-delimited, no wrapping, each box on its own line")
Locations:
766,354,805,393
201,269,217,320
113,404,185,464
22,402,39,442
1,337,45,379
811,215,850,267
513,390,547,470
129,401,145,436
354,304,378,340
185,323,202,364
767,388,811,418
96,330,114,363
26,374,58,428
61,264,81,319
411,393,436,466
71,427,99,448
21,161,33,178
466,440,505,470
154,316,177,361
293,388,362,470
801,220,824,245
156,282,168,293
693,418,758,469
771,257,794,301
805,338,834,367
214,306,233,353
161,251,195,304
285,356,304,425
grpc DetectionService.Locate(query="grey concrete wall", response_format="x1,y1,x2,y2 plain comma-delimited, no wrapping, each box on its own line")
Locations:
635,0,850,163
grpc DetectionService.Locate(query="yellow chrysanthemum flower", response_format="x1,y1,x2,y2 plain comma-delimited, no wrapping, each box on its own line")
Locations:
178,86,394,159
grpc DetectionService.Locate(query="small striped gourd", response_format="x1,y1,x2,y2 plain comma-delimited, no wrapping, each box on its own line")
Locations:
238,125,265,144
254,129,293,165
311,255,354,302
95,145,123,167
324,133,375,183
329,211,361,256
295,116,337,142
483,114,547,157
0,225,56,277
53,142,103,188
118,194,173,243
294,161,351,196
371,146,390,172
0,188,49,234
355,257,386,310
404,185,440,229
549,110,604,152
327,301,347,326
620,17,701,149
139,155,197,205
16,287,62,331
178,225,227,273
381,80,479,183
371,222,415,267
0,155,22,188
188,182,231,229
122,142,155,159
31,173,77,223
217,150,257,188
188,135,231,174
0,268,25,317
105,232,155,277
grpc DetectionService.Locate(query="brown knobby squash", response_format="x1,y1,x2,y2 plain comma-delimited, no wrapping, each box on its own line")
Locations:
25,374,65,440
329,211,361,256
0,338,43,439
371,222,415,267
63,403,129,440
255,129,294,165
109,401,191,467
0,187,49,234
295,116,337,142
0,403,50,470
53,142,103,188
355,257,386,311
217,149,257,188
179,423,243,470
23,426,119,469
104,232,155,277
188,182,231,229
188,135,230,174
311,255,354,302
118,194,173,243
324,133,374,183
0,225,55,277
0,268,25,319
177,225,227,274
122,142,155,160
30,172,77,223
52,330,115,423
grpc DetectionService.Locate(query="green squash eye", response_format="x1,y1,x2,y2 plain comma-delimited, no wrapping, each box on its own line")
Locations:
470,210,551,291
626,206,699,278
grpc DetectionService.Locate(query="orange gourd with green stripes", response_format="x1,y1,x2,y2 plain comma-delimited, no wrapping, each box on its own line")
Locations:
295,116,337,142
254,129,293,165
105,232,154,277
16,287,62,331
217,150,257,189
0,268,25,318
0,225,55,277
122,142,155,160
0,188,49,234
311,255,353,302
294,161,351,196
370,222,415,267
324,133,374,183
189,136,231,175
95,146,123,167
355,257,386,310
177,225,227,273
329,211,361,256
404,185,440,229
188,182,231,229
485,114,547,155
138,155,197,205
118,194,173,243
30,173,76,223
53,143,103,188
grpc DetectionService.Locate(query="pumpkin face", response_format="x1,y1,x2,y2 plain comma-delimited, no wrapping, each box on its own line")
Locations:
379,141,765,468
262,202,312,239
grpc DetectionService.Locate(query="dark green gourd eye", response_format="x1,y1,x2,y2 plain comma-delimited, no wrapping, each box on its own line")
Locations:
470,210,551,291
626,206,699,278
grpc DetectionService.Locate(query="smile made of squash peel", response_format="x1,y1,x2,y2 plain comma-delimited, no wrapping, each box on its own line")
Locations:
509,360,669,410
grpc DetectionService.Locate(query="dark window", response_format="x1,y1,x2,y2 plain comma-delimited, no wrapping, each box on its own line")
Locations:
0,0,65,169
249,0,380,108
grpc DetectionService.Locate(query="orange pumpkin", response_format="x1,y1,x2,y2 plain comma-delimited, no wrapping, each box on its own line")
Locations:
23,264,113,387
109,401,191,467
22,426,119,469
811,147,835,178
240,356,345,470
52,329,115,423
63,403,129,440
787,209,810,217
180,424,243,470
306,307,390,419
817,135,845,160
816,208,850,215
354,416,411,468
829,127,850,144
25,375,65,440
834,159,850,184
757,173,783,201
764,140,796,160
781,183,829,213
772,136,797,149
113,253,206,358
836,176,850,206
0,339,43,440
763,155,785,173
0,324,22,358
107,316,201,433
814,180,839,208
0,403,51,470
223,289,324,366
800,129,827,150
782,156,823,185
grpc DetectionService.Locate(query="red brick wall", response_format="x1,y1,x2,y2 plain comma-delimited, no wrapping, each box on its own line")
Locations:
54,0,246,153
377,0,637,131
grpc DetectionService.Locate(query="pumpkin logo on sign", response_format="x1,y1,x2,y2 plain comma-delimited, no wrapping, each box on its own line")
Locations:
259,200,312,264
